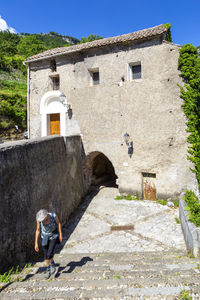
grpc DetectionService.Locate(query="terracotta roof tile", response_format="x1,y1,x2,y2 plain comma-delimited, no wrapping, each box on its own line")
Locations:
26,25,167,63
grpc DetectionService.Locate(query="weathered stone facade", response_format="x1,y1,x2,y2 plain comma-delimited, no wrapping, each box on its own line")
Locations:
26,25,197,198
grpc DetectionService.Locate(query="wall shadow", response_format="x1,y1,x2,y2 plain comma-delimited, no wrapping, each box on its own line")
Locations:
55,188,101,254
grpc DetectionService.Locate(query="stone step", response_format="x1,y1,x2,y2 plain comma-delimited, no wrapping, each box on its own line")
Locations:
55,250,188,260
17,261,200,278
0,285,197,300
1,251,200,299
10,269,199,285
4,273,200,290
53,253,195,267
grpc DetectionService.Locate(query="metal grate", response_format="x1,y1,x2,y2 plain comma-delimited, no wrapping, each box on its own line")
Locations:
111,225,134,231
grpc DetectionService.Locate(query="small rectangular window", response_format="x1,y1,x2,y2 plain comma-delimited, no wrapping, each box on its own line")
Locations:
89,69,100,86
142,172,156,178
132,65,141,80
50,76,60,90
129,62,142,81
92,72,100,85
50,59,57,72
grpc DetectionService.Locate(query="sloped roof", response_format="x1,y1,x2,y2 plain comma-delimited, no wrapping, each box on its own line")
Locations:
26,24,167,63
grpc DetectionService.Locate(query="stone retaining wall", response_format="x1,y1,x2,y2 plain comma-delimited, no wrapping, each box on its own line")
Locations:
0,135,86,272
179,194,200,257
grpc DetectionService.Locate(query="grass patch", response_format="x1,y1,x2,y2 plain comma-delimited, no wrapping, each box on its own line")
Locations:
175,217,180,224
156,199,167,206
0,263,33,283
179,289,192,300
114,274,121,279
114,195,124,200
188,252,195,259
173,200,179,208
124,194,133,200
114,194,141,201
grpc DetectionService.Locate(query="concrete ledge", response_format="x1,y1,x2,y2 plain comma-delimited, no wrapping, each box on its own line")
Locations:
179,193,200,257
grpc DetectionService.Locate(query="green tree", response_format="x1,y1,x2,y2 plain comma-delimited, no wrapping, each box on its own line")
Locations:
17,35,48,57
80,34,103,44
0,31,21,55
49,31,59,36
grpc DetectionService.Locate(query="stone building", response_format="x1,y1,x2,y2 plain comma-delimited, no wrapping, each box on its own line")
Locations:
25,24,197,199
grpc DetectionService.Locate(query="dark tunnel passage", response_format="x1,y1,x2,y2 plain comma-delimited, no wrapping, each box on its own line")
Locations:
84,151,118,188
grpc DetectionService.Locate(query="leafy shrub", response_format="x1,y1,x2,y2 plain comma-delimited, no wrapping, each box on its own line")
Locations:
184,190,200,227
0,120,12,129
0,94,26,129
0,80,27,130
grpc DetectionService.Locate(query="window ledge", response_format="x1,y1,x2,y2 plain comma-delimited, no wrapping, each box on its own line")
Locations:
130,79,142,83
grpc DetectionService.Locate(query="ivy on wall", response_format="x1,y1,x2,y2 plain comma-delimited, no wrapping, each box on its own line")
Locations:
178,44,200,188
163,23,172,42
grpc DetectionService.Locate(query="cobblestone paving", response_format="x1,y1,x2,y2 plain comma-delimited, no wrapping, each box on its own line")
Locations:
60,187,185,254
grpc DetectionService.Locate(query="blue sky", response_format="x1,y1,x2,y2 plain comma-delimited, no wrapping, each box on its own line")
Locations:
0,0,199,46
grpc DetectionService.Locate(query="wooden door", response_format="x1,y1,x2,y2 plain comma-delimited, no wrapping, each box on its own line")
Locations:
50,113,60,135
142,173,156,200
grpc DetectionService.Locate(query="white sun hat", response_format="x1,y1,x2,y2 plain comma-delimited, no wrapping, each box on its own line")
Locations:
36,209,49,222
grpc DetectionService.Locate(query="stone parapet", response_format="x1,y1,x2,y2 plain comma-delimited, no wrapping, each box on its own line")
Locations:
179,193,200,257
0,135,86,272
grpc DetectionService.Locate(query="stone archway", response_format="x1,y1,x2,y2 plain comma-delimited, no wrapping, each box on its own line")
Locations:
83,151,118,189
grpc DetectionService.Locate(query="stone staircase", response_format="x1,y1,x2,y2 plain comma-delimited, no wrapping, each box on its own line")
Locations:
1,250,200,299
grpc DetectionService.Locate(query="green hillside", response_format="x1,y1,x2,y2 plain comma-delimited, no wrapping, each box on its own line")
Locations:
21,31,80,48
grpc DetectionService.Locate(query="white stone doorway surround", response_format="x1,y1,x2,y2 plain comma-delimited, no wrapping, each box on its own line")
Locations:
40,91,68,137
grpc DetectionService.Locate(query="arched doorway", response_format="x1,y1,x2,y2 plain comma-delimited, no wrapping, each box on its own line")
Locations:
83,151,118,188
40,91,68,137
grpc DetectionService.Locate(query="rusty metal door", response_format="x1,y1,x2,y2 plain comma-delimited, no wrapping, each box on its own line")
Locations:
142,173,156,200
